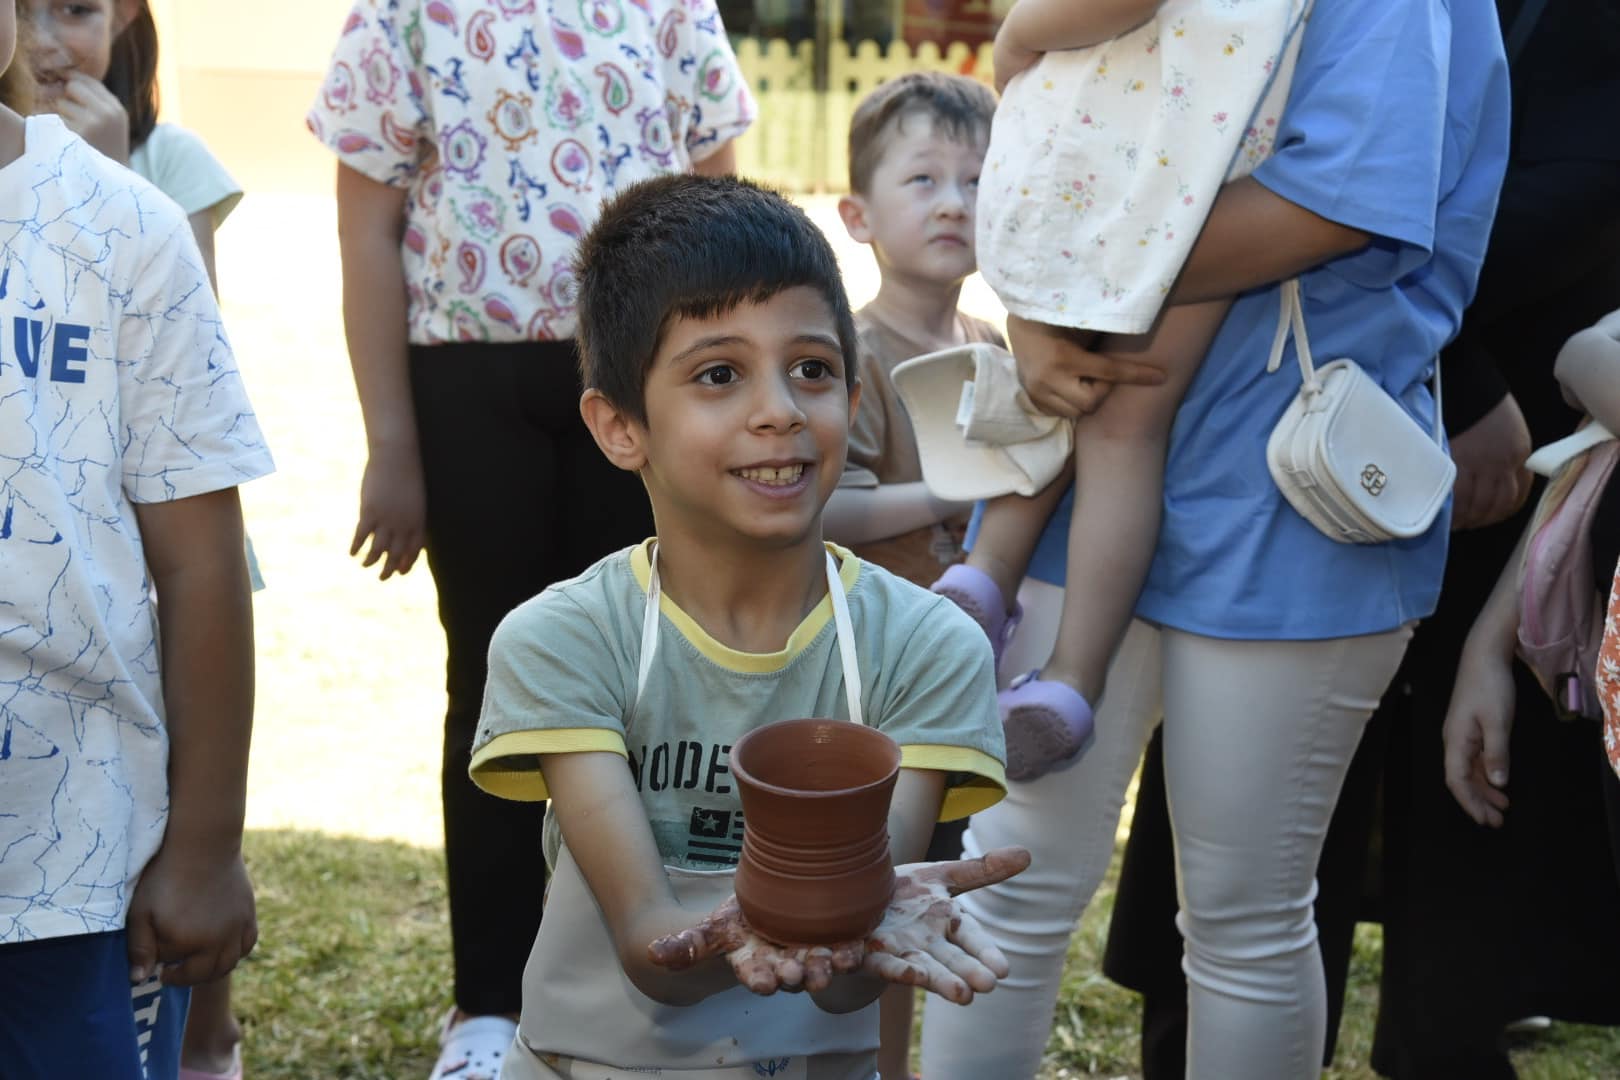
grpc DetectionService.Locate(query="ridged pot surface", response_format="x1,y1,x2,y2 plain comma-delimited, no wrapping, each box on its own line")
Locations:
730,719,900,945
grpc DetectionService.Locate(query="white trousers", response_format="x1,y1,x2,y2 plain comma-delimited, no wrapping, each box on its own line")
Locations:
921,580,1412,1079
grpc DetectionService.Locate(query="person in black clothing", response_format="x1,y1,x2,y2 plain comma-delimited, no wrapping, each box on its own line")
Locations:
1100,3,1620,1076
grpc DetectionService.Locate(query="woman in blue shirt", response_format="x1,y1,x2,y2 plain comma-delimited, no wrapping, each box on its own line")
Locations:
920,2,1512,1076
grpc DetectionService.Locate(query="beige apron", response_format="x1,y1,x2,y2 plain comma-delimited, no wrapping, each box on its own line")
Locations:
502,549,879,1080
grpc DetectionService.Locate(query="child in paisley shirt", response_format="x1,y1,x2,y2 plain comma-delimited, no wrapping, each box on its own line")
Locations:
307,3,754,1078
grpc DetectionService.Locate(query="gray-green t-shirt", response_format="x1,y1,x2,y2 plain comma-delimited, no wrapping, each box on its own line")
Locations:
471,541,1006,870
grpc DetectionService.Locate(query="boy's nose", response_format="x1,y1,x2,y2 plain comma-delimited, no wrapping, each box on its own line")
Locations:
748,374,808,431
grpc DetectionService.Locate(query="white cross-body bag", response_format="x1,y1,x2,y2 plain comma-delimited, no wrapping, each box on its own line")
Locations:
1264,279,1455,542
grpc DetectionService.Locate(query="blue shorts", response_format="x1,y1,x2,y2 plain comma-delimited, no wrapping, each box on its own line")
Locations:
0,930,191,1079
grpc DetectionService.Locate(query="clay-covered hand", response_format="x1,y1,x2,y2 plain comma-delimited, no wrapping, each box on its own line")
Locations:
647,896,865,995
862,846,1032,1005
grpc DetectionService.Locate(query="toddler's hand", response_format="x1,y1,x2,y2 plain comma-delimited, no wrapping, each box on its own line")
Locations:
863,846,1030,1005
647,896,864,995
56,72,131,163
126,842,257,986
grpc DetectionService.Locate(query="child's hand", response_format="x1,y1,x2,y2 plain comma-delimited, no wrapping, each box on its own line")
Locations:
1442,644,1516,828
351,446,427,580
647,896,865,995
1007,315,1165,417
646,847,1031,1002
126,841,258,986
55,72,131,163
863,846,1031,1004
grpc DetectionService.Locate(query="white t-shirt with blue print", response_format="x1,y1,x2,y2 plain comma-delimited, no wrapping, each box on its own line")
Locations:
0,115,274,943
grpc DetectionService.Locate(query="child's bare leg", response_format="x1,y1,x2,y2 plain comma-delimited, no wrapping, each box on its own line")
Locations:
965,475,1073,609
1042,299,1231,702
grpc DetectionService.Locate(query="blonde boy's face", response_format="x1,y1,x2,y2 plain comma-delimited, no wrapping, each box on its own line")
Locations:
630,286,858,552
843,113,987,289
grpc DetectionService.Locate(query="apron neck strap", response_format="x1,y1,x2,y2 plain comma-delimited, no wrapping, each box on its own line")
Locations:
638,543,864,725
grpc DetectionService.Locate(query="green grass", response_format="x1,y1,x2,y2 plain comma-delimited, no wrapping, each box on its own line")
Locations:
234,829,1620,1079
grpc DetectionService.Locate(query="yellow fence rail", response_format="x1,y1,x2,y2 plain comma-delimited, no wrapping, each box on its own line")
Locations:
733,38,995,192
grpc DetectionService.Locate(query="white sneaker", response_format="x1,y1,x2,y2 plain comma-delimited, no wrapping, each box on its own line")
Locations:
429,1008,518,1080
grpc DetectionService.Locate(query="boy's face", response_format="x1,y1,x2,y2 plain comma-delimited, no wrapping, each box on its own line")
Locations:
843,113,986,289
633,286,857,551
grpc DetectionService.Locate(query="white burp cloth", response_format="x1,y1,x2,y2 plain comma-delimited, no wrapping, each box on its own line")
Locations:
891,342,1073,501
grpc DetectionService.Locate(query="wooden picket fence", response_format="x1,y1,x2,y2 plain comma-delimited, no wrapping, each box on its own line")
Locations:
732,38,995,192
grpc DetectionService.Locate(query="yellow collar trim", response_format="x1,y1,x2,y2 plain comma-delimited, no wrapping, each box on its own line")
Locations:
629,539,862,674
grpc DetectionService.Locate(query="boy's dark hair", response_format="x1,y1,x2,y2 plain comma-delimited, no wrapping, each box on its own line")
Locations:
576,173,858,425
847,71,996,194
103,5,159,151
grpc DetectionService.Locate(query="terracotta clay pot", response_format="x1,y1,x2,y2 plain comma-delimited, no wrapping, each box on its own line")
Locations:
730,718,901,945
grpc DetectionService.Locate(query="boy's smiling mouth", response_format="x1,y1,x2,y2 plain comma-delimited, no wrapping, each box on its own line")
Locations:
733,463,807,486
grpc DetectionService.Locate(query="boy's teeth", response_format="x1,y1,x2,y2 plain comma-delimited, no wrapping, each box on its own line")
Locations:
737,464,804,485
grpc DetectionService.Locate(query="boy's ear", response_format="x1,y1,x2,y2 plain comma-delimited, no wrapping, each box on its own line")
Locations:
837,194,873,245
579,388,648,473
847,374,863,422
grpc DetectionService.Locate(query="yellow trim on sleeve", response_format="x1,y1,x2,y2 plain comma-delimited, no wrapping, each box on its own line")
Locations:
468,728,628,802
899,745,1008,820
627,539,865,674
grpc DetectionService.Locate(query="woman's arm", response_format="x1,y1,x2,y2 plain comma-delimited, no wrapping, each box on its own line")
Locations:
1169,177,1371,305
335,163,427,580
1442,527,1527,827
822,483,969,546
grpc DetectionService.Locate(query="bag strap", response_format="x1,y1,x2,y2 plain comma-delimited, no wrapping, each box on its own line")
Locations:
1266,278,1445,445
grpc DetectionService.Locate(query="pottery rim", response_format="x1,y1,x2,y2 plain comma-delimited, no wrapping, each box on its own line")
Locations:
729,719,901,800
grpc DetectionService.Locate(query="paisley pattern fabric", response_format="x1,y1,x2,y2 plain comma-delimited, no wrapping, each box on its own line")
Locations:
308,0,754,345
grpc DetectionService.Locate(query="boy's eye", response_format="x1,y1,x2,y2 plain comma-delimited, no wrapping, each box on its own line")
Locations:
791,358,834,381
907,173,934,186
968,175,980,190
696,364,736,386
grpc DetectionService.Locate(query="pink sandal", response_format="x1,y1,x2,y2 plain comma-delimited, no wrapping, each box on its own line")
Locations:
931,564,1023,674
999,671,1094,781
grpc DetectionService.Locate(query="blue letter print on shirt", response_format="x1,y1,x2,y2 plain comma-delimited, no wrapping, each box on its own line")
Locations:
2,317,91,382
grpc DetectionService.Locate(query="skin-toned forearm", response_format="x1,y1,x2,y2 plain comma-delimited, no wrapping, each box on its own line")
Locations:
1170,177,1371,305
186,211,219,295
1002,0,1161,51
335,165,417,454
135,489,254,857
808,770,944,1014
691,139,738,177
822,482,968,545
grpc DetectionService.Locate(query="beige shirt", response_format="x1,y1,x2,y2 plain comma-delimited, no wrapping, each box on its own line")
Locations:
843,308,1006,588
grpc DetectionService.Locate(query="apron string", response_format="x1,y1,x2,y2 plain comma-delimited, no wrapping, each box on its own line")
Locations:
637,543,864,726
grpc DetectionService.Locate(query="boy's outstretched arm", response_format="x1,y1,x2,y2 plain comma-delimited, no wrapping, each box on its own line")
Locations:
336,163,425,581
543,751,778,1006
127,488,258,986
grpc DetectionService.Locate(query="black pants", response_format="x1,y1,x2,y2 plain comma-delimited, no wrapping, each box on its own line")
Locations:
410,341,655,1015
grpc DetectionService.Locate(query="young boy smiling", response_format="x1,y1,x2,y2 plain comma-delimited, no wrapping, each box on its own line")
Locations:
467,174,1025,1079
